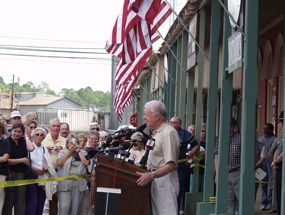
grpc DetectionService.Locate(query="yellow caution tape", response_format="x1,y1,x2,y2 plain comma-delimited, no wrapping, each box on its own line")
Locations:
190,164,205,169
178,158,188,164
178,156,201,164
209,196,216,204
0,175,89,188
256,180,275,184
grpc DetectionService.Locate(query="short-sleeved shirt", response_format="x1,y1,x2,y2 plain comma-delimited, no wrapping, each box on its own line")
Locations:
259,135,276,159
42,133,66,170
177,128,198,160
214,133,241,171
5,136,28,173
0,137,10,175
30,143,52,170
147,122,180,170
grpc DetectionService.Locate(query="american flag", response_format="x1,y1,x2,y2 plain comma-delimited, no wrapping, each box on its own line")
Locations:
106,0,172,120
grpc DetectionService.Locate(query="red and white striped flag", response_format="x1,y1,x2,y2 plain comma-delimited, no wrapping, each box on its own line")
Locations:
106,0,172,120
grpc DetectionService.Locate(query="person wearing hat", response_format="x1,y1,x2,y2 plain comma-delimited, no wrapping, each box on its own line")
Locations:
8,111,22,133
10,111,22,123
271,111,283,215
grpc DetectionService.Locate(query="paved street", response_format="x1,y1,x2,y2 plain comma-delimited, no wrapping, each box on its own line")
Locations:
255,186,277,215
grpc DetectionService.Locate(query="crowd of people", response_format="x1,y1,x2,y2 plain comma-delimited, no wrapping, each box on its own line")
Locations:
0,111,115,215
0,103,283,215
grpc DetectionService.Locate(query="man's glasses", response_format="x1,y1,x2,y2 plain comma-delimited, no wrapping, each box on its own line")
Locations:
35,133,44,137
91,128,99,131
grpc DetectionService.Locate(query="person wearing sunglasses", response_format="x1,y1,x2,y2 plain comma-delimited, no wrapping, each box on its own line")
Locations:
89,122,100,132
24,120,37,142
57,134,90,215
25,127,53,215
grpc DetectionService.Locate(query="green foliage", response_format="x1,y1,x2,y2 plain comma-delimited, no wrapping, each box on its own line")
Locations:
0,76,111,111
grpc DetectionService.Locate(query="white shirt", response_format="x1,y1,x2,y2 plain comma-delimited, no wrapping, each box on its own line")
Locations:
30,142,52,170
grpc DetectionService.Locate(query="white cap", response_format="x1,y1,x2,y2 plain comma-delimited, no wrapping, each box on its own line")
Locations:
10,111,21,118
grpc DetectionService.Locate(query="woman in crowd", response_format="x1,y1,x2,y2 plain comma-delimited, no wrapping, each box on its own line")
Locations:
3,122,34,215
24,120,37,142
57,134,90,215
25,127,51,215
0,122,10,214
128,131,145,166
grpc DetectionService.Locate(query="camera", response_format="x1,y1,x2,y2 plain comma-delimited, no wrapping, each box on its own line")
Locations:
71,138,78,146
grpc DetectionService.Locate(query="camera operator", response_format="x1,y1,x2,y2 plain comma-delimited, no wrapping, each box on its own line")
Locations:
57,134,90,215
128,132,145,166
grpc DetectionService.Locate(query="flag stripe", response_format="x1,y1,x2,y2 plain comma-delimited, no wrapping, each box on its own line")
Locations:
106,0,172,120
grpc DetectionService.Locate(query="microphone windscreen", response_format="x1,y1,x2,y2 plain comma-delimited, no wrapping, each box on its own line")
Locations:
111,140,121,147
121,142,131,150
106,136,113,144
86,148,98,158
136,123,147,132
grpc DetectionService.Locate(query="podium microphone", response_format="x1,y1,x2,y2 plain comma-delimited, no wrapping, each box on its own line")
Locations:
139,138,155,167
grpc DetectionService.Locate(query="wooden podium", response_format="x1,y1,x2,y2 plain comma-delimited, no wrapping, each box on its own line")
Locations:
95,155,150,215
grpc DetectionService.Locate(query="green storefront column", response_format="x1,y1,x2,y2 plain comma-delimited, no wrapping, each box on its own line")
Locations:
281,15,285,215
239,0,259,214
211,0,233,214
184,8,206,215
179,31,188,127
175,36,182,116
196,0,221,214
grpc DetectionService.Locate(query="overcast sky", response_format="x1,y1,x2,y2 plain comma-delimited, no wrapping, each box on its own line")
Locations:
0,0,123,93
0,0,185,94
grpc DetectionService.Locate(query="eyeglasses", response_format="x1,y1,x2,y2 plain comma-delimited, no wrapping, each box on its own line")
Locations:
29,126,36,129
91,127,99,131
201,130,206,132
170,121,179,124
35,133,44,137
12,117,21,120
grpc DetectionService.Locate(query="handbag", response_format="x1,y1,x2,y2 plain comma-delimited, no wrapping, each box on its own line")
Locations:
5,169,16,191
24,152,38,180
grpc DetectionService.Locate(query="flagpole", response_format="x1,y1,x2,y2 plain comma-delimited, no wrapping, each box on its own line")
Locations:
164,0,209,60
217,0,244,35
135,83,154,99
145,61,168,89
148,53,176,84
157,30,189,75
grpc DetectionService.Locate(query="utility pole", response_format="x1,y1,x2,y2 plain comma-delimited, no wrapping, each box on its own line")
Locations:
10,74,14,112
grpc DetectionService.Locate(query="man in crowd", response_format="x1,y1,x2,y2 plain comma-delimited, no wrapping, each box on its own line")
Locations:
136,100,180,215
25,112,38,124
90,122,100,131
187,124,195,137
59,122,70,138
190,123,207,192
8,111,22,132
170,116,199,214
42,118,66,215
271,111,283,215
214,118,241,214
255,123,275,210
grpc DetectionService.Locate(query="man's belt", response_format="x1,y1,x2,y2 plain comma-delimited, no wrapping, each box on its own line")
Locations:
229,167,240,173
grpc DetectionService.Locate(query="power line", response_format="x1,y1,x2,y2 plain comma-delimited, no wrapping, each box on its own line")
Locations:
0,45,109,55
0,56,117,65
0,52,112,60
0,35,105,45
0,44,106,50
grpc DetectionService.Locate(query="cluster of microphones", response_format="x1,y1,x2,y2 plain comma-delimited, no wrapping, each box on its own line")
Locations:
86,124,155,168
